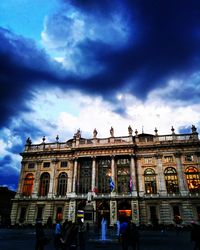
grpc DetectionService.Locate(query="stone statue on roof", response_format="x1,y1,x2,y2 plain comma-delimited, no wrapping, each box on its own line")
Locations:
128,125,133,136
75,129,81,139
93,128,98,138
110,126,114,137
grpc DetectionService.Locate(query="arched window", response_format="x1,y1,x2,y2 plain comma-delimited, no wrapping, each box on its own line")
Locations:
57,172,68,196
38,172,50,196
185,167,200,193
22,173,34,196
144,168,157,194
164,167,179,194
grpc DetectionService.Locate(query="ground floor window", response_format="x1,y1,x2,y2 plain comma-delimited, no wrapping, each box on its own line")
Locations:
19,207,26,223
173,206,182,224
149,206,158,226
56,207,63,221
36,206,44,220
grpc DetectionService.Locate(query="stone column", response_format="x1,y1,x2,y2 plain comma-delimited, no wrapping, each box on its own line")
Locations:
32,160,42,198
137,157,144,196
155,154,167,196
130,155,137,196
67,159,73,193
15,161,25,198
48,159,58,198
175,152,188,196
91,157,96,193
72,158,78,193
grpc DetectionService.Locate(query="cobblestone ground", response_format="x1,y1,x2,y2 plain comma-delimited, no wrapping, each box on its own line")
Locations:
0,227,195,250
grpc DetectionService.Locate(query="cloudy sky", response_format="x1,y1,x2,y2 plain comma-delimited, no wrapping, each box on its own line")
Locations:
1,0,200,191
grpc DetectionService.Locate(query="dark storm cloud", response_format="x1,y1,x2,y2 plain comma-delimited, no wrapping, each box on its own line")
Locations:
2,0,200,126
67,0,200,97
0,27,65,127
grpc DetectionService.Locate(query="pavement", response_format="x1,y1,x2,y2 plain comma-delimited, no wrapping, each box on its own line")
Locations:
0,227,195,250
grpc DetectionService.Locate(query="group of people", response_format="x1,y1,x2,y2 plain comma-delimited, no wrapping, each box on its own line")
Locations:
54,219,87,250
119,217,140,250
35,219,87,250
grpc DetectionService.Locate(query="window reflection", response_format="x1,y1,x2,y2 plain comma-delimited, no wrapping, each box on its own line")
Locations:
144,168,157,194
164,167,179,194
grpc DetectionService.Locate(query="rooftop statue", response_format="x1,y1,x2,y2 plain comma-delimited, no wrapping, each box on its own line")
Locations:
93,128,98,138
110,126,114,137
128,125,133,136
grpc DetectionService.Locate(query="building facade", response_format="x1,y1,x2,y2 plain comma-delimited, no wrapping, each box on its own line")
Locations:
11,125,200,227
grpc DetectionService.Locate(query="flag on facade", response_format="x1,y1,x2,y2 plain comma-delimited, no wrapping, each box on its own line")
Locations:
130,176,133,192
109,176,115,192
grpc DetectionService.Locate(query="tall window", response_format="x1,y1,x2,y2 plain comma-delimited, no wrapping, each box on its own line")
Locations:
57,172,68,196
185,167,200,193
173,206,182,224
144,168,157,194
164,167,179,194
56,207,63,221
19,207,26,223
98,159,111,193
78,159,92,194
22,173,34,196
36,206,44,220
38,172,50,196
117,158,130,193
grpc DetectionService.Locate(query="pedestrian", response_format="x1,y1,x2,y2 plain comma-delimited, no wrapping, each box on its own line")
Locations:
119,216,130,250
129,222,140,250
78,219,86,250
54,219,62,250
35,220,47,250
61,221,78,249
191,222,200,250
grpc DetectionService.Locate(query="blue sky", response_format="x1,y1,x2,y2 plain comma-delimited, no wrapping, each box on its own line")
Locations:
1,0,200,191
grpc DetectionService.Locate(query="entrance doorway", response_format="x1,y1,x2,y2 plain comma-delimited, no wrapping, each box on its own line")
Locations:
118,200,132,221
97,201,110,228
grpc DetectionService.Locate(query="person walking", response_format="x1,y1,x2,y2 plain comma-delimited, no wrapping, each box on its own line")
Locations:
191,222,200,250
54,219,62,250
129,222,140,250
119,216,130,250
78,219,86,250
35,220,46,250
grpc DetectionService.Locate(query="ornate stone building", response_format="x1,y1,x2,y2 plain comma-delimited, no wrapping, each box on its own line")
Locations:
11,125,200,227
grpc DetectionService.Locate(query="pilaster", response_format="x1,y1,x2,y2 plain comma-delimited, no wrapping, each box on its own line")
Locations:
155,154,167,196
130,155,137,196
175,152,188,196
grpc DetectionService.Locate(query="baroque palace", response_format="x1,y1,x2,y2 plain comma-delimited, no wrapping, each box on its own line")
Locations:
11,125,200,227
